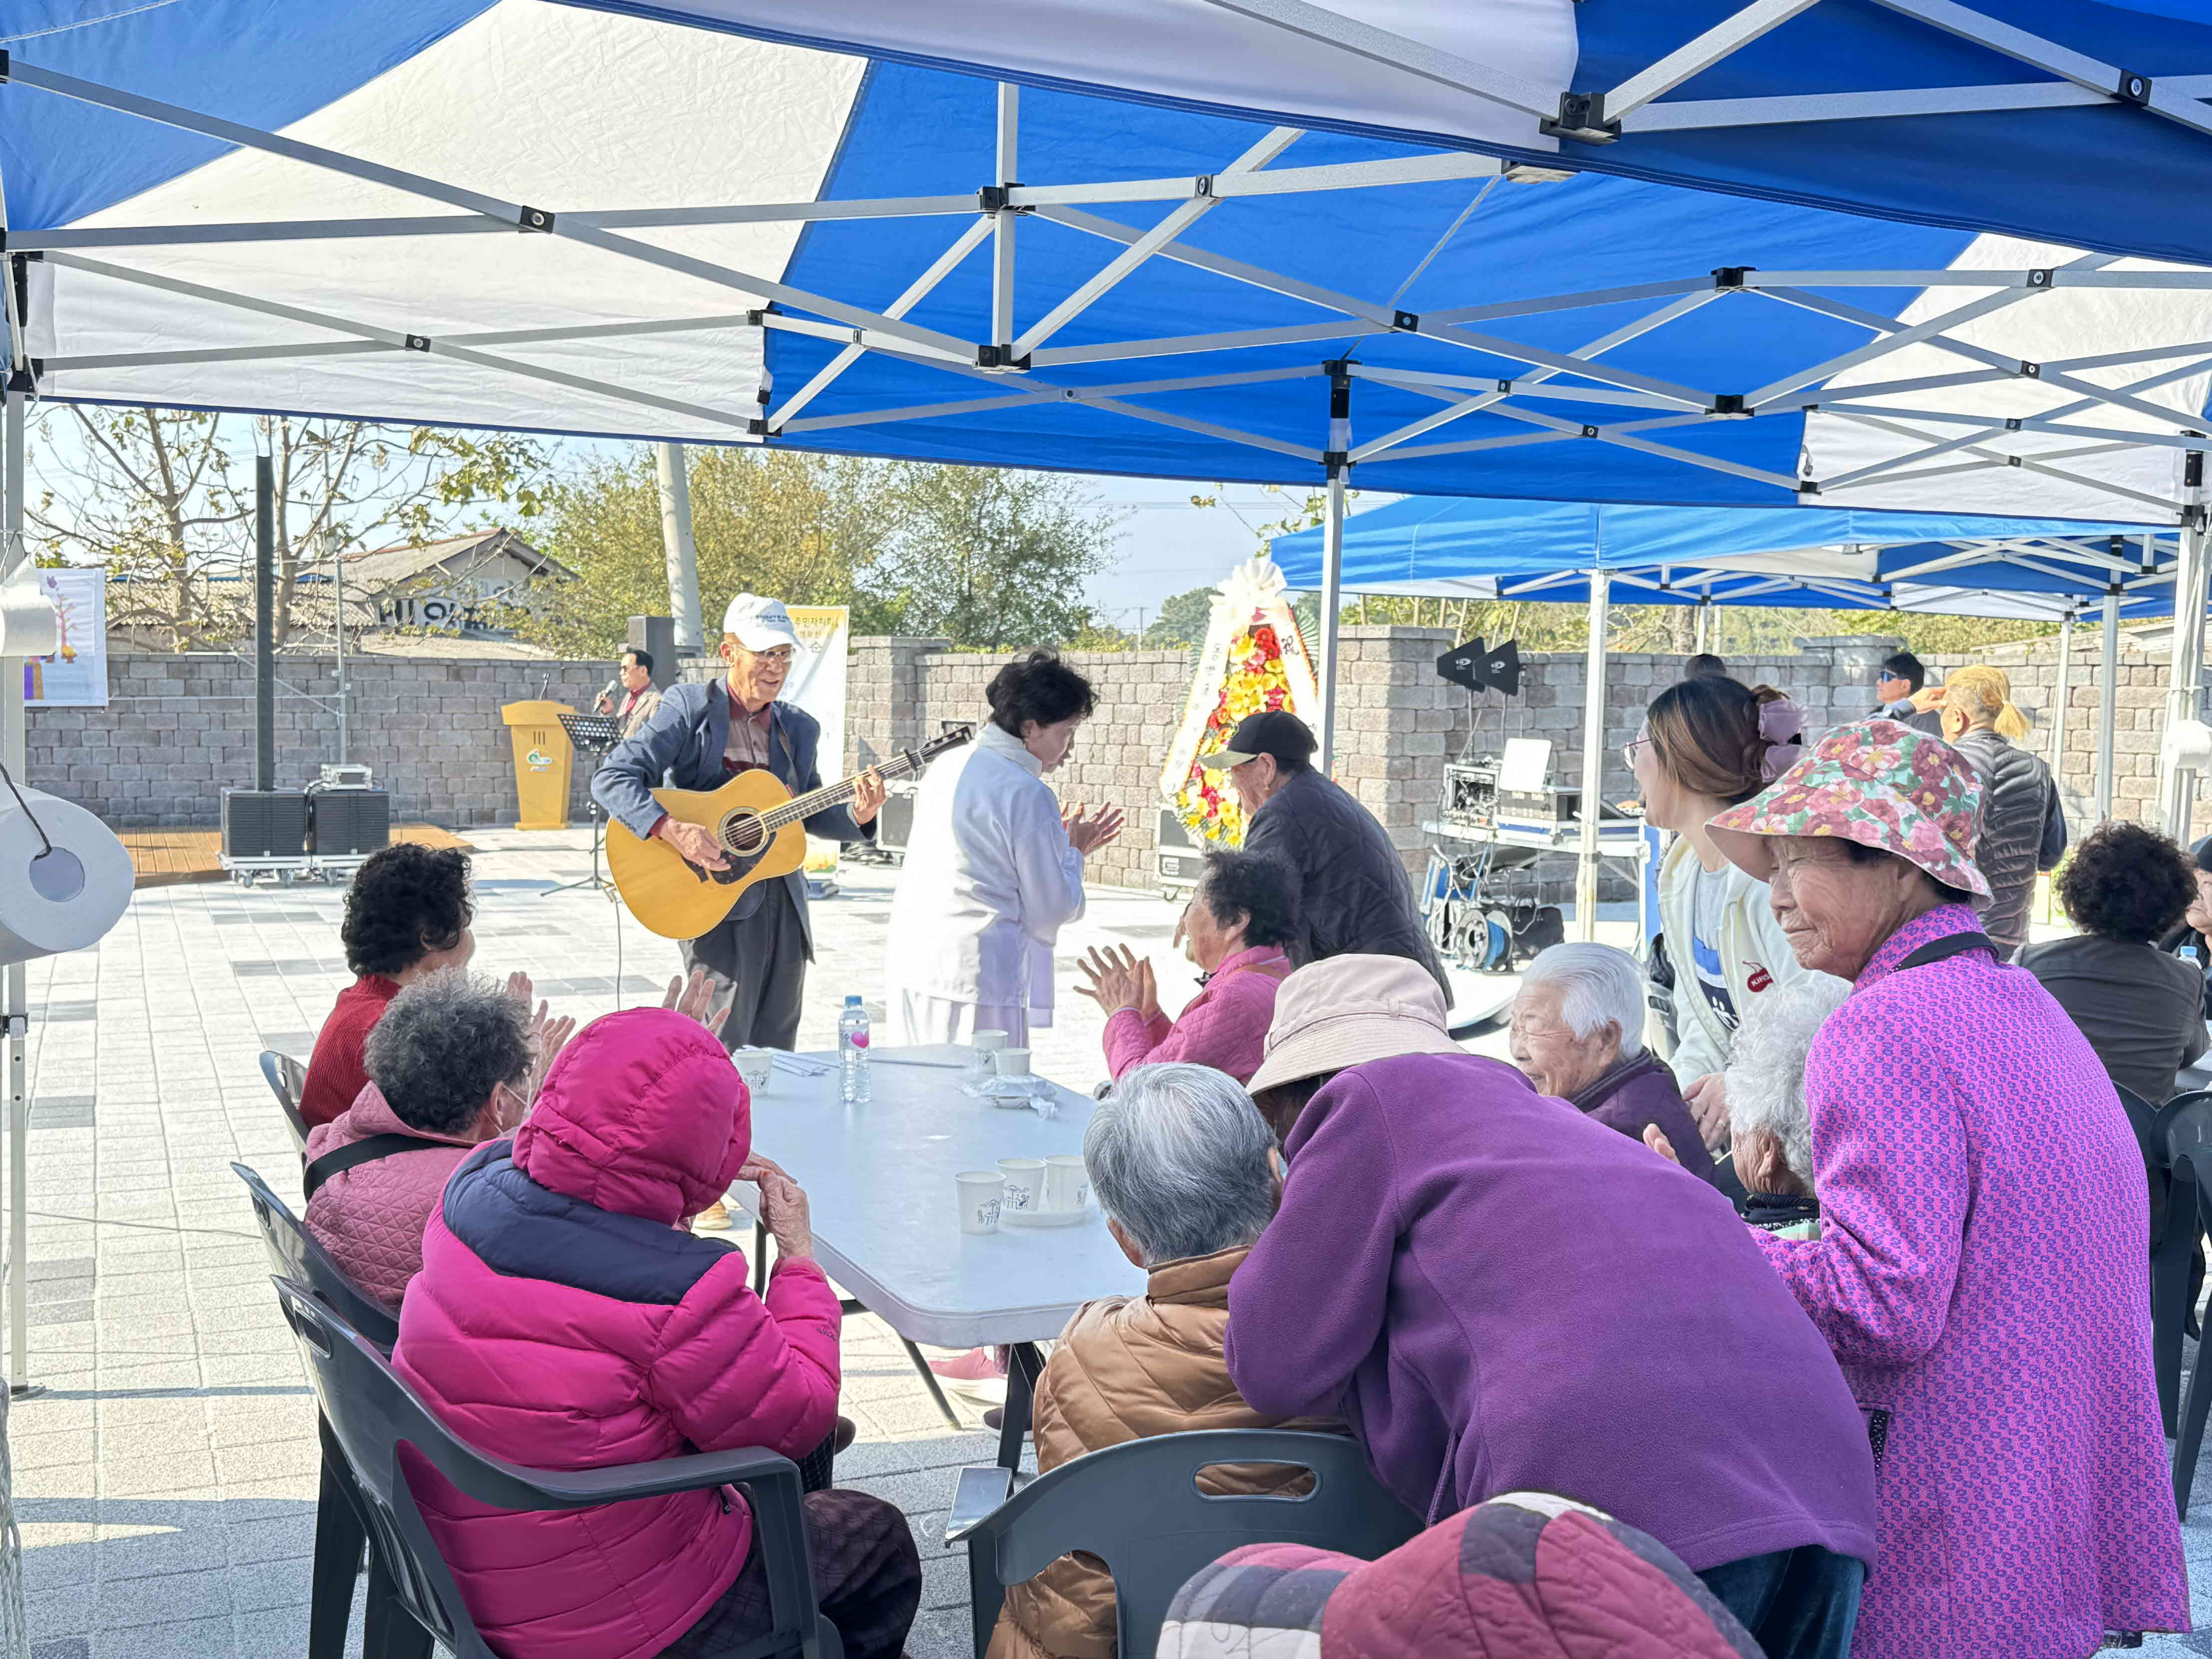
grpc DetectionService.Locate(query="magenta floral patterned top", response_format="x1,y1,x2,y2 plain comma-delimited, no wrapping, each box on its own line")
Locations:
1755,904,2189,1657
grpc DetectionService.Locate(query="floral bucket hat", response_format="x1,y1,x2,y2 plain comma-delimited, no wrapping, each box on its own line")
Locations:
1706,718,1990,898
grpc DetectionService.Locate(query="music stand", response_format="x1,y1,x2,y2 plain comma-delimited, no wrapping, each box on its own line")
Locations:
546,712,627,898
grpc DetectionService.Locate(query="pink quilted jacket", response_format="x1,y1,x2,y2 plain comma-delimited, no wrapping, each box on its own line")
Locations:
392,1009,843,1659
1101,946,1289,1085
302,1084,488,1314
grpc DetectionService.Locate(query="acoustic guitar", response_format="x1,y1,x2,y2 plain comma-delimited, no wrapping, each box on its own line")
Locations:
606,724,975,940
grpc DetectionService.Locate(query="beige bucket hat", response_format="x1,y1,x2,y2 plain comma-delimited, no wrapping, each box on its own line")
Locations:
1246,954,1462,1097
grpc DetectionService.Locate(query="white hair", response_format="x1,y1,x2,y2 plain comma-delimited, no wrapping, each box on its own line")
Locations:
1085,1064,1279,1267
1724,976,1851,1186
1518,943,1647,1060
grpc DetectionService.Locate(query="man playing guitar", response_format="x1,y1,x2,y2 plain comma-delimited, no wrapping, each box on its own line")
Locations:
593,593,886,1064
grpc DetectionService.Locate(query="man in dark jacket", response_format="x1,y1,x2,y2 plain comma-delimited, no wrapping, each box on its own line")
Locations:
593,593,884,1058
1947,724,2066,958
1200,710,1452,1005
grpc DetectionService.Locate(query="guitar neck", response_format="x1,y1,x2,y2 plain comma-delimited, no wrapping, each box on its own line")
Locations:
759,742,935,831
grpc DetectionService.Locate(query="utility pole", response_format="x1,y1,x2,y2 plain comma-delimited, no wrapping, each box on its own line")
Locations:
655,443,704,655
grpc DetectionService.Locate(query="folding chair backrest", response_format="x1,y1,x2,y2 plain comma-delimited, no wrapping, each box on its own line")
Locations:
977,1430,1420,1659
232,1162,399,1352
2165,1097,2212,1243
262,1050,311,1156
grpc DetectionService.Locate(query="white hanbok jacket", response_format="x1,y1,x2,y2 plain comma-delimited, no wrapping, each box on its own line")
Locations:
884,723,1086,1038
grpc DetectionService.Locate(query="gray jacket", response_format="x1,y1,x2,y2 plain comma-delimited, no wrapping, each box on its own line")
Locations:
1950,728,2066,956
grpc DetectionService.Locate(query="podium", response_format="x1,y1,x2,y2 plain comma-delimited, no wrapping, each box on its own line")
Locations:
500,700,576,830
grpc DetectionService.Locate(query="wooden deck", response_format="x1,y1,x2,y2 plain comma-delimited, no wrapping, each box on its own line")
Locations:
120,824,474,887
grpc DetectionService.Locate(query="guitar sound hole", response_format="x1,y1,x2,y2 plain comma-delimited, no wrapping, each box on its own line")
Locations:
722,814,770,857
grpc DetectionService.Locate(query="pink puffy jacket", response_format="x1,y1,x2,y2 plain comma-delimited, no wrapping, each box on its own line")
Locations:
302,1083,486,1314
392,1009,842,1659
1100,946,1289,1085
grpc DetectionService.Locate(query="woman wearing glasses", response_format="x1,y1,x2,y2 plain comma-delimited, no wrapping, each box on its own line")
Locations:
1628,677,1848,1173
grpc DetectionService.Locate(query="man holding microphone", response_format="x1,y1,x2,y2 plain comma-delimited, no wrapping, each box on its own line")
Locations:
594,647,663,740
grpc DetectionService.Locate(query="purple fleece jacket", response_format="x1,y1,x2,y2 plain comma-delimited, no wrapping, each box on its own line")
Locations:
1224,1052,1878,1575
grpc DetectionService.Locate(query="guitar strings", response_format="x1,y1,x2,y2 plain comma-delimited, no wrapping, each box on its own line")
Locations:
710,730,966,848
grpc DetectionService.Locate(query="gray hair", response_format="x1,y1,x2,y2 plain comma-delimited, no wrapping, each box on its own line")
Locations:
1723,975,1850,1186
1084,1063,1279,1267
1518,943,1647,1060
363,969,533,1136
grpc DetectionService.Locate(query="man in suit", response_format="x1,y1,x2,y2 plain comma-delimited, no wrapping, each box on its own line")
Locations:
594,593,885,1064
595,646,664,740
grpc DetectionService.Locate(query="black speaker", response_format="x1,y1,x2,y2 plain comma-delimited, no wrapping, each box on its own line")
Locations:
222,789,308,858
307,790,392,856
873,785,919,855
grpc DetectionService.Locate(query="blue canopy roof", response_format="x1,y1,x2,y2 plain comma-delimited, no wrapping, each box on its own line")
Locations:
627,0,2212,269
5,2,2211,524
1273,496,2190,619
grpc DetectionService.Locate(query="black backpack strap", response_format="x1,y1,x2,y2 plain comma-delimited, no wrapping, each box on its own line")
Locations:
303,1132,456,1199
1895,931,1997,973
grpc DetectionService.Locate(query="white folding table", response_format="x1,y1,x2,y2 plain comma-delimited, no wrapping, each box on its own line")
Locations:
731,1044,1145,1468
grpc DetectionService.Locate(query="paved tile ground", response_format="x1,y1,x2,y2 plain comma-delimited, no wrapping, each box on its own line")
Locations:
5,827,2206,1656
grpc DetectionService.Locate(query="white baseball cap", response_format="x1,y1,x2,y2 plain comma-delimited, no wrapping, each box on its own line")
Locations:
721,593,802,653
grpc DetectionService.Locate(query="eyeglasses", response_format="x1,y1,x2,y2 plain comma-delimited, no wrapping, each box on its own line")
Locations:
1621,737,1653,768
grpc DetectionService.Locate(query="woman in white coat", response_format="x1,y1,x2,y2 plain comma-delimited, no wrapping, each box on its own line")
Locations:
887,651,1123,1047
1630,675,1847,1158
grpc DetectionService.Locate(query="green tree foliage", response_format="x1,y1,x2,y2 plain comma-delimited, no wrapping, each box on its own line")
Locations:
1142,585,1216,648
516,449,1118,656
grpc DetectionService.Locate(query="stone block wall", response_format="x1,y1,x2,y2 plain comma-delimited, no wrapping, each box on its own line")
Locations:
29,652,608,829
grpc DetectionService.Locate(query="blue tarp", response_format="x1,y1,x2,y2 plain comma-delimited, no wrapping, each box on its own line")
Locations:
1273,497,2190,618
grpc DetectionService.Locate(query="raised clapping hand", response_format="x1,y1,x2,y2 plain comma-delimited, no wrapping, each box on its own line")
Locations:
1075,944,1158,1021
739,1153,814,1261
1062,803,1125,856
521,1000,577,1106
664,966,738,1037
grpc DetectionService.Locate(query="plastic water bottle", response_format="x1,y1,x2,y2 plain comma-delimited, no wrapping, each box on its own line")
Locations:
2184,944,2202,969
838,996,871,1105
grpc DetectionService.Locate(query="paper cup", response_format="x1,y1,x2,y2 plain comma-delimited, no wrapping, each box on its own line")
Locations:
997,1048,1033,1078
998,1157,1044,1212
957,1171,1004,1235
970,1029,1008,1081
732,1048,775,1094
1043,1154,1088,1212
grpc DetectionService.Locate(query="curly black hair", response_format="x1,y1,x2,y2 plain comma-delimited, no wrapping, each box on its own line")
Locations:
1199,848,1298,949
986,650,1097,739
340,843,473,977
2055,821,2196,945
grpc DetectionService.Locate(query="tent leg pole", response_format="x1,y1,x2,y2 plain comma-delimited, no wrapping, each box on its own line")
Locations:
2,386,26,1397
1576,569,1610,943
1317,464,1346,776
2051,609,2073,824
654,443,703,655
2163,514,2209,838
2098,588,2120,823
1693,601,1708,654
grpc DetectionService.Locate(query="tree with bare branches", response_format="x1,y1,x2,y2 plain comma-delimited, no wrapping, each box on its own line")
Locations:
27,407,547,650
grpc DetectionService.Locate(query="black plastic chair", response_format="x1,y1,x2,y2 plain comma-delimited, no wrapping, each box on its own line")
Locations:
270,1277,841,1659
949,1429,1420,1659
235,1161,398,1659
262,1050,311,1156
2150,1091,2210,1438
2164,1096,2212,1516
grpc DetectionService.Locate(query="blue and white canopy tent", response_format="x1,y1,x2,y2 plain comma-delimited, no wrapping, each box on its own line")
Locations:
645,0,2212,270
1277,500,2187,918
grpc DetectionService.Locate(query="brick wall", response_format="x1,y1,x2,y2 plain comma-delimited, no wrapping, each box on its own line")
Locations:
30,653,609,829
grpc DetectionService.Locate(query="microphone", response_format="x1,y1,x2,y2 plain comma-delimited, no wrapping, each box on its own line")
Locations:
595,677,620,713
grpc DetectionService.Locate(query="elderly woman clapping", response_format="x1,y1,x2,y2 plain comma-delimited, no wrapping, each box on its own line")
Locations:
1703,719,2185,1657
1510,943,1719,1186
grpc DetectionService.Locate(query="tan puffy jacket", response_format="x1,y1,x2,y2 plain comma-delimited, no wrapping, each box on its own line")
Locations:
986,1246,1346,1659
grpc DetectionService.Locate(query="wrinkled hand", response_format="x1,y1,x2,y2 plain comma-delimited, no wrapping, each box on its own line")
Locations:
1643,1123,1681,1165
1063,804,1125,856
523,1002,577,1103
504,971,533,1006
1684,1073,1731,1154
664,967,737,1036
656,817,729,872
1134,959,1160,1025
849,768,887,827
1075,944,1146,1016
1732,1127,1805,1198
741,1156,814,1261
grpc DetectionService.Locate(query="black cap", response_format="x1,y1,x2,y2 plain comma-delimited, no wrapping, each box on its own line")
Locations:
1199,709,1318,770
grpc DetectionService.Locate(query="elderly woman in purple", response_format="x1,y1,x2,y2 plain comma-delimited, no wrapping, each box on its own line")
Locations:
1705,720,2187,1658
